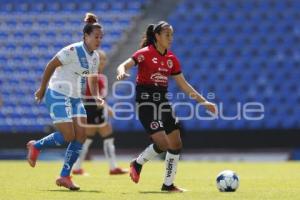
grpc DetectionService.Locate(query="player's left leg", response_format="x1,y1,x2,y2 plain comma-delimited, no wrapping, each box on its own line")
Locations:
56,100,87,190
99,123,128,175
161,129,186,192
160,103,186,192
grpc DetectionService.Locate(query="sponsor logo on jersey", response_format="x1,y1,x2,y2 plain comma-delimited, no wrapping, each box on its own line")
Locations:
167,59,173,69
158,67,168,72
152,57,158,64
150,72,168,83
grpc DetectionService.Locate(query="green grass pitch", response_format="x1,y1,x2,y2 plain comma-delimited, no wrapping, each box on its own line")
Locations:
1,161,300,200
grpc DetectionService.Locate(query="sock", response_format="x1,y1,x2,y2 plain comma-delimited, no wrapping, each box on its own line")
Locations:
72,138,93,170
34,132,66,150
60,141,83,177
103,138,117,170
163,149,180,186
136,144,163,165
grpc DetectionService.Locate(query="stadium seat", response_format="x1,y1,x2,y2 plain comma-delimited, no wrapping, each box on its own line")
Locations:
0,0,146,132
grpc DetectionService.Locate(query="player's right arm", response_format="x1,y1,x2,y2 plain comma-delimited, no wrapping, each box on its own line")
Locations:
116,58,135,80
35,57,62,103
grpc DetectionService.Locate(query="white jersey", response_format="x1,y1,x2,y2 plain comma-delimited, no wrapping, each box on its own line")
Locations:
48,42,99,98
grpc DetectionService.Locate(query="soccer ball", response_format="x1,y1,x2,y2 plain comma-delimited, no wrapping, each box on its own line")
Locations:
216,170,239,192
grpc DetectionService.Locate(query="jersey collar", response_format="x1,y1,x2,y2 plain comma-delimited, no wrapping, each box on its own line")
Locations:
151,44,167,56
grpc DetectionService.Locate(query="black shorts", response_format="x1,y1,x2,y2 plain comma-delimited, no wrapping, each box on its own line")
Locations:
84,100,106,125
136,85,180,135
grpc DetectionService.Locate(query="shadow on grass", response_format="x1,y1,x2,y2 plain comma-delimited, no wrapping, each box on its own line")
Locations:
45,189,102,193
139,191,170,194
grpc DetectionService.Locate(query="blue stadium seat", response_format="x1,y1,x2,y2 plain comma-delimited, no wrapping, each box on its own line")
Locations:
0,0,147,132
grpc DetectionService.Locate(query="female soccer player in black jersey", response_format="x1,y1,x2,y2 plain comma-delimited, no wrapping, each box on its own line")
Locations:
117,21,217,192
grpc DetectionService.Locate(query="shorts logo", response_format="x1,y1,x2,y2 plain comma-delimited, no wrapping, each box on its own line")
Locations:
150,121,160,130
167,59,173,68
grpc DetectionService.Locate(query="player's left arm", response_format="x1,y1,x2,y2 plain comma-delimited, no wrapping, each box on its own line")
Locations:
172,73,217,114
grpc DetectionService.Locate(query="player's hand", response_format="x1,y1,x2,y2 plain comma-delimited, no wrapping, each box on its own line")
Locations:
202,101,218,115
95,97,105,108
116,71,130,80
34,87,46,103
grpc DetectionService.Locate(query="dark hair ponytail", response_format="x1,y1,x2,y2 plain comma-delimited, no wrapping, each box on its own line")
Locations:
140,24,155,48
83,12,102,36
139,21,171,48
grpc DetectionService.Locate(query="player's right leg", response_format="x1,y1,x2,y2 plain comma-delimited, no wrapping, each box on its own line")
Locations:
130,132,167,183
130,103,168,183
72,127,97,175
26,89,73,167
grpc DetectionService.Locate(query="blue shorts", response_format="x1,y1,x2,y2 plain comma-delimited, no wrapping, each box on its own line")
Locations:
45,89,87,123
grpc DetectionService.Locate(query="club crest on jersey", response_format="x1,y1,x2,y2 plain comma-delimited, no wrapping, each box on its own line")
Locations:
93,58,97,65
167,59,173,68
150,121,159,130
152,57,158,64
137,54,145,63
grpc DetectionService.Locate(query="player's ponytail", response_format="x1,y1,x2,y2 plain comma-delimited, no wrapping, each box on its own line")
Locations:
140,24,155,48
83,12,102,36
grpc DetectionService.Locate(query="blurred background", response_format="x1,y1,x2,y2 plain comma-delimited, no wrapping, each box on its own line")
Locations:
0,0,300,161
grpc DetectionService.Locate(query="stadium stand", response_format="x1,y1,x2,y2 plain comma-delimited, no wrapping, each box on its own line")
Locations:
111,0,300,131
165,0,300,130
0,0,147,132
0,0,299,133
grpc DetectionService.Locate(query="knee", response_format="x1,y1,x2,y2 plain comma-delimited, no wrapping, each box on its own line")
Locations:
169,140,183,151
155,140,169,152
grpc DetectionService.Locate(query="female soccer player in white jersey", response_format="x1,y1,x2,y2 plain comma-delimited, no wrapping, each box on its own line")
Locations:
26,13,104,191
72,50,128,175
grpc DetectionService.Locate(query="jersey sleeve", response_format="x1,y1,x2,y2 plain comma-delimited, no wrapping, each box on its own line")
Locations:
171,55,182,75
55,46,76,66
131,50,145,65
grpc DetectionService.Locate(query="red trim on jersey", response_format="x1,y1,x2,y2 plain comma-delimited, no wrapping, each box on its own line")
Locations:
132,45,182,87
85,74,107,97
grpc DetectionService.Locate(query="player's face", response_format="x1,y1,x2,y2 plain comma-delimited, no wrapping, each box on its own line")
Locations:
156,26,173,50
85,28,103,51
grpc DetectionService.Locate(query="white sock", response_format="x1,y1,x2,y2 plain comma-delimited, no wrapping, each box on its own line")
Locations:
72,138,93,170
103,138,117,170
136,144,161,165
163,151,180,186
